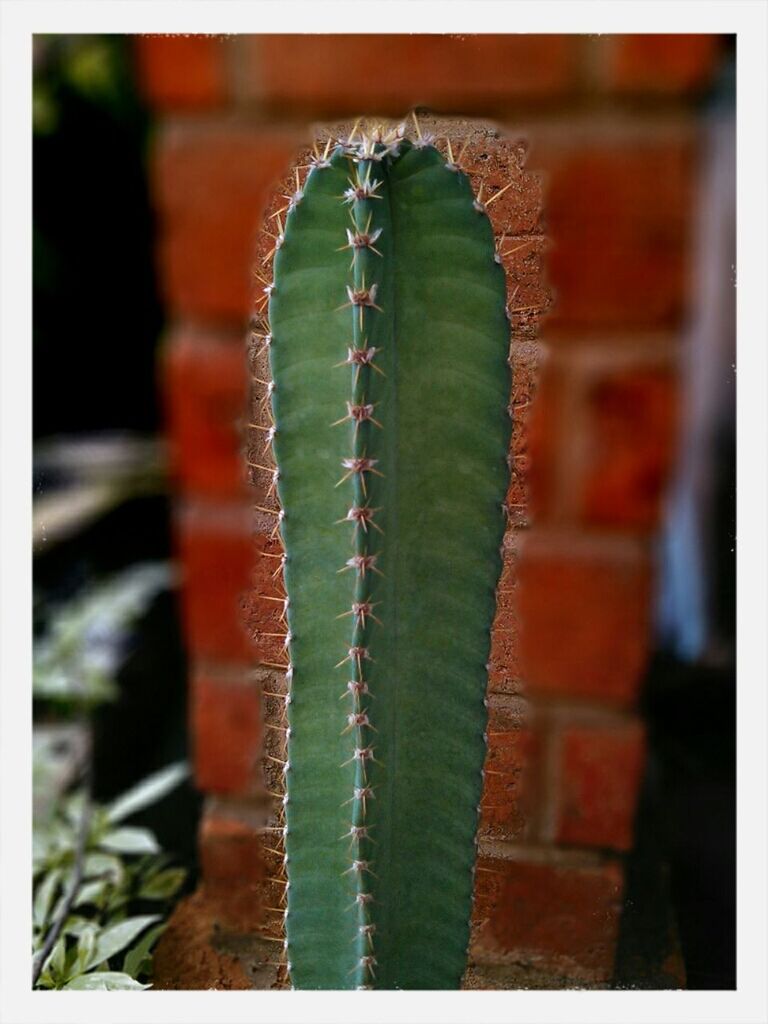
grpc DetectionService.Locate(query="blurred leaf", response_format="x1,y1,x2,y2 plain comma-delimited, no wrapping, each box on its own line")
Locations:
83,914,159,972
99,827,159,855
74,878,109,908
106,761,188,824
138,867,186,901
33,563,170,707
83,852,124,882
64,971,149,990
62,915,93,937
33,867,62,929
74,923,99,975
122,922,165,979
63,40,119,106
33,83,59,135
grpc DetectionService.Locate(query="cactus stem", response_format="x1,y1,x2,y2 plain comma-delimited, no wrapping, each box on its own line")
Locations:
335,646,371,671
339,679,372,700
340,823,375,842
310,137,333,170
341,166,384,203
444,136,470,172
338,553,383,578
330,402,382,430
341,711,376,734
335,457,383,495
336,601,383,627
343,860,376,877
342,787,376,816
336,504,383,534
338,279,382,314
334,345,385,379
358,955,377,979
340,748,377,769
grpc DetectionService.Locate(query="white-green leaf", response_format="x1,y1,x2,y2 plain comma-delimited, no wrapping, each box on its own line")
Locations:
83,852,124,881
33,867,62,929
62,915,93,937
74,878,109,907
74,924,98,975
105,762,188,824
64,971,149,990
99,827,160,855
122,922,165,979
138,867,186,901
84,914,160,971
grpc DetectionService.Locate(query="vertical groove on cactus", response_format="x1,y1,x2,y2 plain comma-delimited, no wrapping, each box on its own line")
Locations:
258,117,512,990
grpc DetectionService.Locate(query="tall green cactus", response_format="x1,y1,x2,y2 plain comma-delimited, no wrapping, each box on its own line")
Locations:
258,119,511,990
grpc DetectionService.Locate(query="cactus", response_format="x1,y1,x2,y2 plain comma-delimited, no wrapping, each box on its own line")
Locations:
253,117,512,990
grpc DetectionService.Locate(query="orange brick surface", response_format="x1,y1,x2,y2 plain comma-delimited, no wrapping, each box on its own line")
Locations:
174,504,258,664
472,854,625,983
238,34,576,114
162,328,248,498
134,34,228,109
153,123,302,320
515,538,652,705
554,717,646,851
198,801,264,929
607,34,722,94
540,139,693,328
579,366,679,529
192,671,262,794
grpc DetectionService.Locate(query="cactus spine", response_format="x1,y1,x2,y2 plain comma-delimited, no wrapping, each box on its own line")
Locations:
255,117,512,989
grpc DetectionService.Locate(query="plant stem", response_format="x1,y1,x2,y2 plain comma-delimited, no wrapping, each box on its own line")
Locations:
31,763,92,988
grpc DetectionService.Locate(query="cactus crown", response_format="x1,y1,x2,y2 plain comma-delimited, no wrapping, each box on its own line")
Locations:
252,116,512,990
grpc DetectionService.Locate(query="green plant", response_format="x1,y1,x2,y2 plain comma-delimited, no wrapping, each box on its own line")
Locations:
34,563,171,707
32,762,188,989
256,117,512,989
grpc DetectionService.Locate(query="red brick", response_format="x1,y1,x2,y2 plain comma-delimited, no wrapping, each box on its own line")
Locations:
199,800,264,929
580,367,679,529
515,536,652,705
607,35,722,95
239,35,575,114
523,354,562,523
192,671,262,794
539,140,693,328
153,124,301,320
162,329,248,498
554,717,646,851
174,503,259,663
481,702,539,840
134,35,228,110
472,854,624,983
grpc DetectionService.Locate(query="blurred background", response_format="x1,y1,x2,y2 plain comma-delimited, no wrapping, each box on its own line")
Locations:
32,34,735,990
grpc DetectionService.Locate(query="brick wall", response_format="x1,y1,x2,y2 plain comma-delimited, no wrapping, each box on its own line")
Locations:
134,33,725,988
